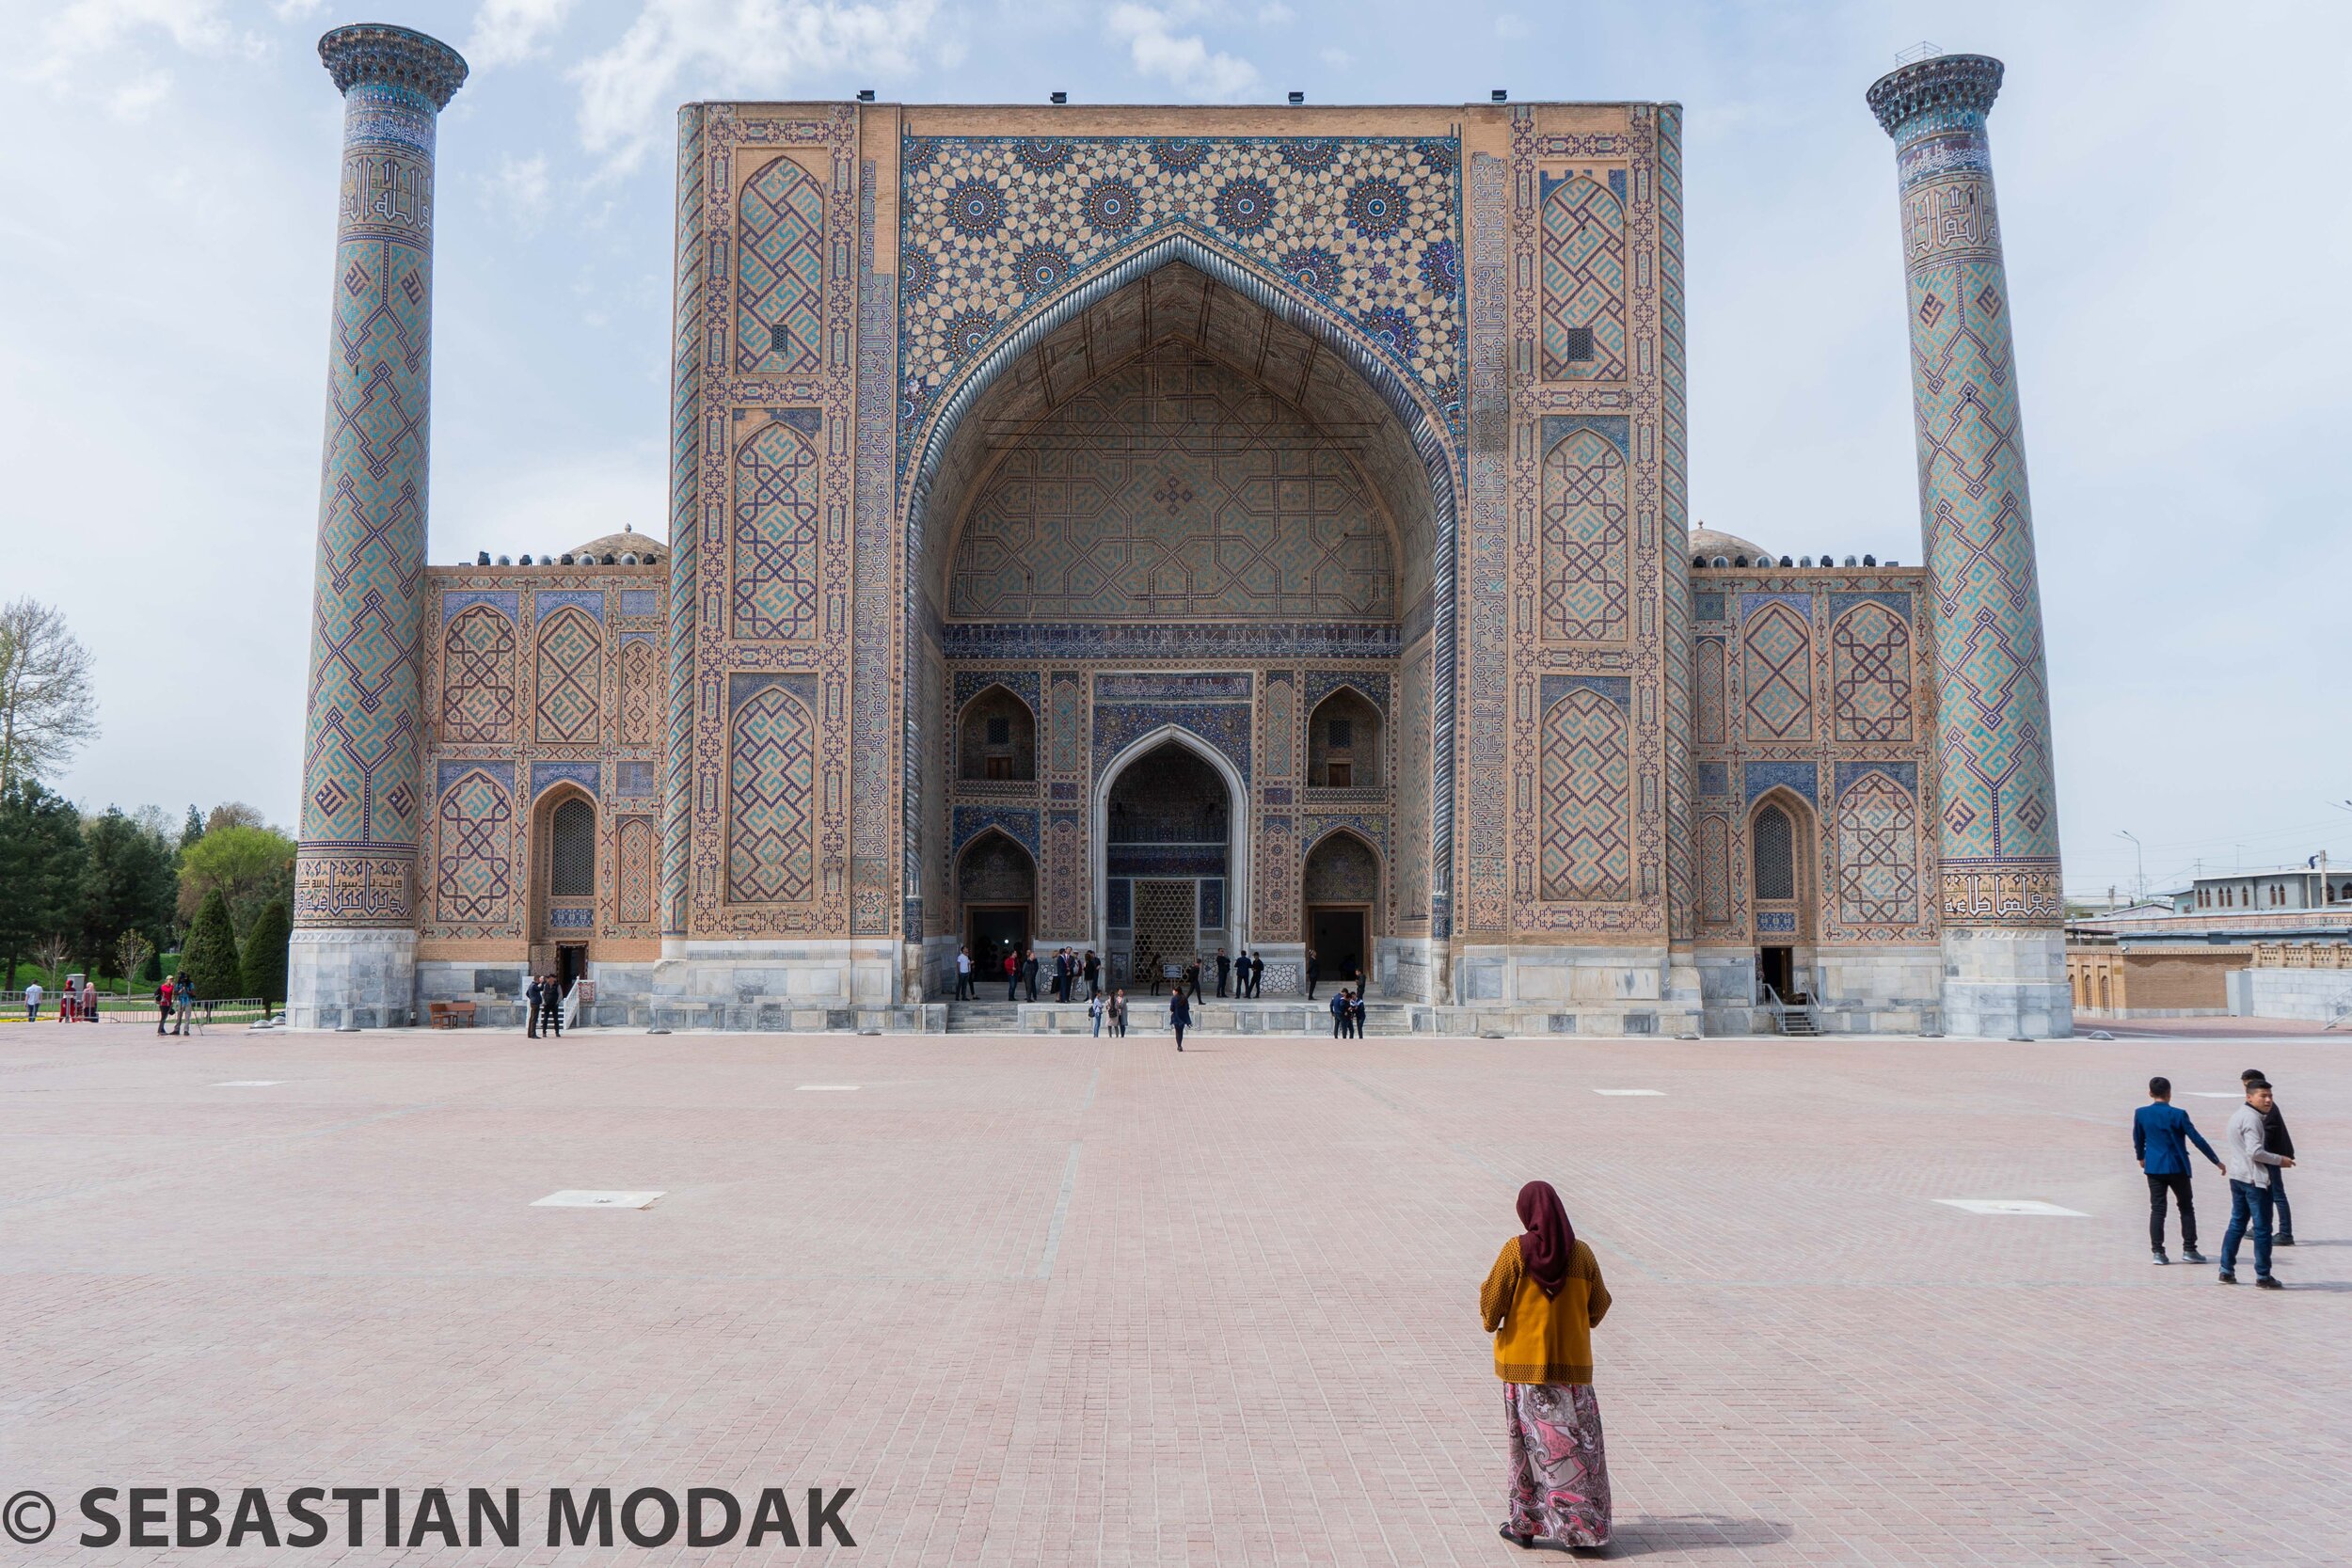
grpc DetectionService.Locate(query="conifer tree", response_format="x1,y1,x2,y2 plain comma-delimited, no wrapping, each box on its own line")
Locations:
180,887,244,1001
242,897,293,1016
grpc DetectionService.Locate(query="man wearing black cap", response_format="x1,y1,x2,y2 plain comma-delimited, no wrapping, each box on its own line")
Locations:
2240,1068,2297,1246
2219,1076,2295,1288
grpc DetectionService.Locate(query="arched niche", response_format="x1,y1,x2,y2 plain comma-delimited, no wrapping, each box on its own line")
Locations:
1301,829,1381,987
905,245,1453,948
958,685,1037,782
1306,687,1383,788
529,784,598,985
955,829,1036,970
1749,787,1817,1000
1092,728,1247,986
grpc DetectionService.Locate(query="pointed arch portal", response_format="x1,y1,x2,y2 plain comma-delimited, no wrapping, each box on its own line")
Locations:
905,245,1454,970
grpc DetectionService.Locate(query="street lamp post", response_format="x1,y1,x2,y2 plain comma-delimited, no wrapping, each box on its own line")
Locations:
2115,830,2144,907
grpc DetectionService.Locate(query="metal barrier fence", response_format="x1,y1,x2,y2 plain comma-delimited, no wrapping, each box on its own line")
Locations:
2,991,271,1026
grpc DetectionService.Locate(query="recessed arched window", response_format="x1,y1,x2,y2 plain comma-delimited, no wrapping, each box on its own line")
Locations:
549,798,596,897
1753,804,1795,901
959,687,1036,781
1307,689,1382,787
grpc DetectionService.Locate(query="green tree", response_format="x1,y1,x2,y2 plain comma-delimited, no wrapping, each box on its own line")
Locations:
179,887,243,1001
0,780,88,988
178,823,296,939
80,807,178,974
0,597,98,790
242,897,293,1016
178,805,205,855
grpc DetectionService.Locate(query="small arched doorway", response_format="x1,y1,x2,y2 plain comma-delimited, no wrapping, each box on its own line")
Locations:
1302,830,1380,988
1100,736,1236,990
532,788,597,991
1750,791,1814,1002
957,831,1036,980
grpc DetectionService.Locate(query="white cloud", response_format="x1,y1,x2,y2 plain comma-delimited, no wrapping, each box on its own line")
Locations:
105,68,172,119
1254,2,1293,24
1105,2,1258,99
25,0,260,89
270,0,325,19
569,0,941,176
1317,44,1349,71
483,150,553,232
466,0,580,70
1493,12,1529,40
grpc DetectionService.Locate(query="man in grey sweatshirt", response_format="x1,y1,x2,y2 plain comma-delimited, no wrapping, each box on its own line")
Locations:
2219,1077,2296,1289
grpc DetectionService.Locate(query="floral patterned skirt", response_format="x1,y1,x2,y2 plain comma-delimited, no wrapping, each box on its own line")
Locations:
1502,1381,1611,1548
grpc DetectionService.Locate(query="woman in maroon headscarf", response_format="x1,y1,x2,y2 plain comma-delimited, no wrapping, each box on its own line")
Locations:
1480,1180,1613,1550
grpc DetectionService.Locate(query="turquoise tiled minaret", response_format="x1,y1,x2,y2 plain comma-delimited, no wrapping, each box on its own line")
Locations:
288,24,467,1029
1868,54,2069,1038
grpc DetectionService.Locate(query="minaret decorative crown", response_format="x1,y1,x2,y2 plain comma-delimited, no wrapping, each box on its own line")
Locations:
319,23,469,107
1865,53,2003,135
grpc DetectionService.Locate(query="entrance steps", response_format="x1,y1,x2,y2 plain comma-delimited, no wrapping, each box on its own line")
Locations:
945,996,1418,1036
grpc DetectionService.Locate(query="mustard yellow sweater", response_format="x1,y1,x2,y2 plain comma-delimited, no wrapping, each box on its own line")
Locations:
1479,1235,1611,1385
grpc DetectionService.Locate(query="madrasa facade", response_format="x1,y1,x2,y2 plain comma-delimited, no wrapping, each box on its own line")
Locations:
286,26,2071,1038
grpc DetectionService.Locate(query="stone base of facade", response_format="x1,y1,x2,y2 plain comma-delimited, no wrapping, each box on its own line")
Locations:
1695,944,1944,1036
1940,927,2074,1038
389,937,1995,1036
287,927,417,1030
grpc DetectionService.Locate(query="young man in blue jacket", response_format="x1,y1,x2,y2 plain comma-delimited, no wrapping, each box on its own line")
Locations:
2135,1076,2222,1265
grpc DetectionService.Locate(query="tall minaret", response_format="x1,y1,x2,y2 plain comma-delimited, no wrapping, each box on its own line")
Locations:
1867,53,2069,1038
287,24,467,1030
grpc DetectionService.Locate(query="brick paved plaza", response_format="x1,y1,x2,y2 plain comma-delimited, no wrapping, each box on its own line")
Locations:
4,1022,2345,1565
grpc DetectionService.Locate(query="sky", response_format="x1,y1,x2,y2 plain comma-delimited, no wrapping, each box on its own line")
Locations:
3,0,2347,903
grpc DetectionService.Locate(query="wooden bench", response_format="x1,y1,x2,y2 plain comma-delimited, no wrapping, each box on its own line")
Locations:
428,1000,478,1029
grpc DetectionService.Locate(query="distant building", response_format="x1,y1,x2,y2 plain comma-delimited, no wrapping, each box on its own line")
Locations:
2176,866,2352,913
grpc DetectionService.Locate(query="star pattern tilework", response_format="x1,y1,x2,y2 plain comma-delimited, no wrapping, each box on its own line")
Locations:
895,135,1467,471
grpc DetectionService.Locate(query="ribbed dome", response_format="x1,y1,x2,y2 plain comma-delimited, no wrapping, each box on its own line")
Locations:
1690,525,1771,562
565,528,664,561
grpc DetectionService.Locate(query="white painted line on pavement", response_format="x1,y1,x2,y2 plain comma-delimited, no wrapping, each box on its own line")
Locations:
797,1085,861,1091
1594,1088,1665,1096
1935,1198,2088,1217
215,1081,286,1087
532,1190,665,1209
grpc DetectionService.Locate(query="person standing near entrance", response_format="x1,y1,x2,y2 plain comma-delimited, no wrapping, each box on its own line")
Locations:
1084,949,1100,1000
1329,987,1350,1039
1249,949,1264,998
1482,1180,1613,1552
1169,986,1191,1051
1024,947,1041,1003
2134,1076,2220,1264
1216,947,1231,997
955,945,975,1000
1305,947,1320,1000
2219,1077,2293,1288
1004,949,1020,1001
525,974,545,1037
1089,990,1105,1037
1109,990,1128,1037
543,974,565,1038
2241,1068,2296,1245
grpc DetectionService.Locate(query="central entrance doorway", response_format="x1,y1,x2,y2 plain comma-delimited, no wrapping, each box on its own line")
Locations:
1103,738,1233,990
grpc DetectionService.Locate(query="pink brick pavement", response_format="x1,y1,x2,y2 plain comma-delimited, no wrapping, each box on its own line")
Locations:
1,1020,2344,1564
